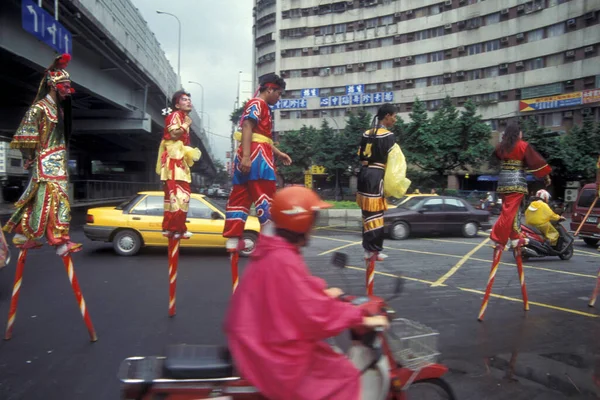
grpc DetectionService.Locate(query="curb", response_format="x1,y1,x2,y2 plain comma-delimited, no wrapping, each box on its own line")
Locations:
318,209,362,228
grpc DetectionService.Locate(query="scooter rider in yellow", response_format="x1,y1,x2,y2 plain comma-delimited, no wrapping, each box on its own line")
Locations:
524,189,565,247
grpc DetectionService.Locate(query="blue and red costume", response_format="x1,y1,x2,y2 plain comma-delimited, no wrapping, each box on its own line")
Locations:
223,98,277,238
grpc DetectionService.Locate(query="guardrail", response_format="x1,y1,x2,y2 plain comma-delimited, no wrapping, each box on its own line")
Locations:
72,180,160,201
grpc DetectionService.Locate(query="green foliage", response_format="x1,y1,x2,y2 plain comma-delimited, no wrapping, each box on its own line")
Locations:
329,201,360,209
397,96,493,185
561,114,600,180
520,116,565,175
277,126,319,183
229,101,247,125
211,159,230,185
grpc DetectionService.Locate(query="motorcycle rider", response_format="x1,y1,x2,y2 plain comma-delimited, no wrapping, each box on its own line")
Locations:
524,189,565,248
224,186,389,400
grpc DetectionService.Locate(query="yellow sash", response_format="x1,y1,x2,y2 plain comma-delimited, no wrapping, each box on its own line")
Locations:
233,131,273,145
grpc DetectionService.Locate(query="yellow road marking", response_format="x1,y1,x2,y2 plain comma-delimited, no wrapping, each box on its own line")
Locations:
314,224,347,231
315,235,597,279
574,249,600,258
318,241,362,256
458,287,599,318
425,238,489,246
316,227,362,234
431,238,491,287
345,265,443,286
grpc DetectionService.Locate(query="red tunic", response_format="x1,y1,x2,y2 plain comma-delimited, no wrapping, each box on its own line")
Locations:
240,98,273,139
225,235,364,400
495,140,551,194
163,110,190,145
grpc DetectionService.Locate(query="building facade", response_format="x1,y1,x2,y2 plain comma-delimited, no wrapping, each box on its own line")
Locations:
253,0,600,137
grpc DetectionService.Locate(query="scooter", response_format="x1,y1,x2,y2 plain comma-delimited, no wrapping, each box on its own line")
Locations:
117,253,456,400
520,220,574,260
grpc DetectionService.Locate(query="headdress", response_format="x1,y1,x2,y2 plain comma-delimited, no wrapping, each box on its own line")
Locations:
32,53,72,104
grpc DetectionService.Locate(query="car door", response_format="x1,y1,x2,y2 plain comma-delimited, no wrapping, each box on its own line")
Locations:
416,198,446,233
186,198,227,247
443,198,470,233
127,194,165,246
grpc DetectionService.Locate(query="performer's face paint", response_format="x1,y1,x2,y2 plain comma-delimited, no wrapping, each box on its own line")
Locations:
56,82,74,101
176,95,193,112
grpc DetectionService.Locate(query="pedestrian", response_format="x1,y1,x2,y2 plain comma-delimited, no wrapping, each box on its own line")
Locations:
3,54,81,256
430,188,437,195
156,90,201,239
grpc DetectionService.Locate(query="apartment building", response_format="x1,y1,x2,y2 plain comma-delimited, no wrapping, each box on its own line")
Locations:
253,0,600,136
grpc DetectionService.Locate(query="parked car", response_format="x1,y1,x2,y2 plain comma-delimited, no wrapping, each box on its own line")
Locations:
569,183,600,247
384,195,492,240
387,193,438,209
84,191,260,256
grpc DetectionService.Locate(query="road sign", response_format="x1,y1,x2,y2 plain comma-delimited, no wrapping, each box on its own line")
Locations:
22,0,73,54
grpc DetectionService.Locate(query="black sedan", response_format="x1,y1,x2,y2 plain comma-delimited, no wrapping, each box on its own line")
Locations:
384,195,492,240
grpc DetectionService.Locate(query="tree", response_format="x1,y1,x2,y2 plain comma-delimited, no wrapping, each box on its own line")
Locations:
313,121,345,199
211,159,230,186
340,109,372,175
277,126,319,184
229,100,247,125
397,97,493,187
561,114,600,180
520,116,565,176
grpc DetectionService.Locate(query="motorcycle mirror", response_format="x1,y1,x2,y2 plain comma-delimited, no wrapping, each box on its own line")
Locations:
331,252,348,269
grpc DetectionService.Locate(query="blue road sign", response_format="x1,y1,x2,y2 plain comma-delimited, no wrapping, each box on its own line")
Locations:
22,0,73,54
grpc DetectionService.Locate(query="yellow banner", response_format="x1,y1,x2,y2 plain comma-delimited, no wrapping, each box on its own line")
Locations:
304,174,313,189
310,165,327,174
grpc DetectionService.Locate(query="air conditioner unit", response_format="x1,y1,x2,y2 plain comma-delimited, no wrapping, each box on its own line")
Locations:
500,37,509,44
515,61,524,68
567,18,576,27
281,49,287,55
565,50,575,58
406,79,414,85
394,12,402,18
457,46,466,53
584,46,595,53
456,71,465,77
358,42,365,48
563,111,573,118
499,63,508,69
565,181,580,188
358,20,365,26
444,73,452,79
347,64,354,69
302,48,309,53
500,91,508,98
564,80,574,87
516,33,525,41
394,81,402,88
584,11,597,20
564,189,578,203
444,23,453,30
394,34,401,41
444,0,452,6
517,5,525,13
358,63,365,68
406,10,413,17
445,50,453,58
500,8,509,15
312,6,319,12
313,46,320,52
458,0,466,4
405,55,413,62
393,58,402,63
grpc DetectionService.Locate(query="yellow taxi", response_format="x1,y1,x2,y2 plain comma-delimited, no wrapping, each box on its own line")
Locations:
83,191,261,257
387,193,438,209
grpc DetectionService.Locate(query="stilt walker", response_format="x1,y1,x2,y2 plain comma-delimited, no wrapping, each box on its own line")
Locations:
478,122,551,321
224,74,291,291
356,104,410,295
157,91,201,316
2,54,97,341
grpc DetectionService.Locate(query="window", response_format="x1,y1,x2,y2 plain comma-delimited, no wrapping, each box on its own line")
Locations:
188,199,213,219
333,44,345,53
289,90,301,98
320,88,331,96
526,57,545,70
485,40,500,52
290,9,301,18
415,30,429,41
547,22,565,37
367,40,379,49
319,67,331,77
545,112,563,127
10,158,21,167
381,37,393,47
290,70,302,78
415,54,428,64
320,46,332,54
468,43,482,55
431,75,444,85
467,69,482,80
430,27,445,38
415,78,428,88
381,60,394,69
333,66,346,75
484,66,499,78
292,111,302,119
365,83,378,92
429,99,443,110
421,198,444,211
528,28,544,42
382,82,394,90
132,195,164,216
335,24,346,34
430,4,442,15
381,15,394,25
366,18,378,28
291,49,302,57
365,62,378,72
333,86,346,94
485,12,500,25
430,51,444,62
414,7,428,18
546,53,562,67
444,199,468,212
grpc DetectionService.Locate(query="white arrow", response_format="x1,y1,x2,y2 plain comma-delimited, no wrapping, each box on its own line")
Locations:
47,23,57,45
27,5,38,32
64,35,69,53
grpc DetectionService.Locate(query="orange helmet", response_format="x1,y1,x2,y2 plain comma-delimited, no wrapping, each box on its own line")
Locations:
271,186,333,234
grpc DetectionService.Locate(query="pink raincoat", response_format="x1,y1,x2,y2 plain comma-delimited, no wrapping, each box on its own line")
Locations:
224,235,364,400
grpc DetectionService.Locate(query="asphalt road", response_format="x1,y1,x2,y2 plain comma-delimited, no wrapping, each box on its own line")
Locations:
0,207,599,400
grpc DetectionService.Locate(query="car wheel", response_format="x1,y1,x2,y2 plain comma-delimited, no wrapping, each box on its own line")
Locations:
559,244,574,260
583,238,599,247
390,221,410,240
113,230,142,256
239,231,258,257
462,222,479,238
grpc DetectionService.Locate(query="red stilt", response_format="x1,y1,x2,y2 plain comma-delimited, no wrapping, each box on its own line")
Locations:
4,249,28,340
513,246,529,311
478,245,504,321
589,268,600,307
61,254,98,342
366,254,376,295
230,251,240,293
168,237,180,317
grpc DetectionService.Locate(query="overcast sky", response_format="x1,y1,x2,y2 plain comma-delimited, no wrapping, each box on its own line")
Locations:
131,0,254,164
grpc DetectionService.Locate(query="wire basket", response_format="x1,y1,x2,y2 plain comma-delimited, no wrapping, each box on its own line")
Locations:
385,318,440,371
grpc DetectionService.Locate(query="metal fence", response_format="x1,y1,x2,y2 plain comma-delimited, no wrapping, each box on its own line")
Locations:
71,180,160,202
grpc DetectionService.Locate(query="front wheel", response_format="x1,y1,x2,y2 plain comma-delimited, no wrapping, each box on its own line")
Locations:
559,243,574,260
239,231,258,257
404,378,456,400
462,222,478,238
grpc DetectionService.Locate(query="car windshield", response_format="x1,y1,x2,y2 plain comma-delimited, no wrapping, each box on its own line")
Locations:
398,197,424,210
204,197,226,213
115,194,141,210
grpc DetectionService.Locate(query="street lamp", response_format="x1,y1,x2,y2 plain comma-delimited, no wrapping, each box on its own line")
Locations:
188,81,205,136
156,10,181,89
